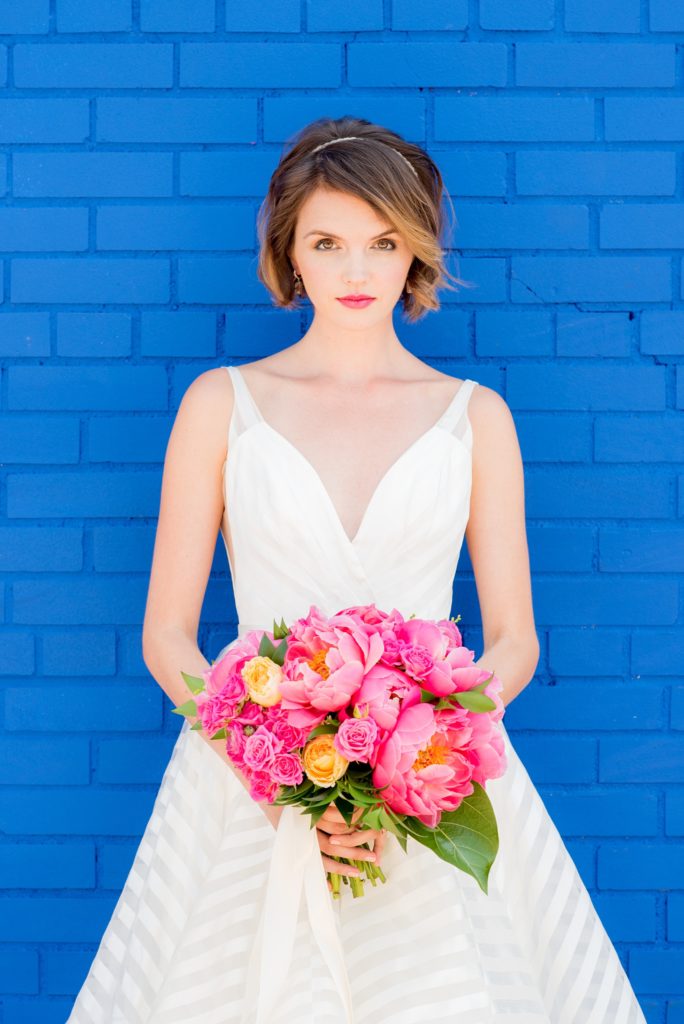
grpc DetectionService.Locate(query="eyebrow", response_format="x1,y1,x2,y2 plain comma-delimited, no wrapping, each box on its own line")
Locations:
303,228,399,240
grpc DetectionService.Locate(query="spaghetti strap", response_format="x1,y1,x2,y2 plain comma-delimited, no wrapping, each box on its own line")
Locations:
224,365,263,446
438,378,478,439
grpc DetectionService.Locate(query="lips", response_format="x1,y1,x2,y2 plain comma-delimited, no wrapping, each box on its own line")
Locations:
337,296,376,308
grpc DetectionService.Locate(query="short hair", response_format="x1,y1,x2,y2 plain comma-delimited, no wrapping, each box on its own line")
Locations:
256,115,472,323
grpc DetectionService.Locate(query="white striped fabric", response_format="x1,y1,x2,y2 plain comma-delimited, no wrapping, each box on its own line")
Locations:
66,365,648,1021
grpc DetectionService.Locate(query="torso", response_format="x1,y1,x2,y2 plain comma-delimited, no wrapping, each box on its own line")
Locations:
223,353,472,560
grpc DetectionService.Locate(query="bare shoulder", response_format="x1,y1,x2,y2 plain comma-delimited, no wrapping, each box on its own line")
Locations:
468,383,522,460
172,365,234,458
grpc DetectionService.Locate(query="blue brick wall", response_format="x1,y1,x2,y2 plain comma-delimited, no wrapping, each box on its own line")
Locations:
1,4,681,1021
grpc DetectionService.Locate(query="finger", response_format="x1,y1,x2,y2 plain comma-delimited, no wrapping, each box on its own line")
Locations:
329,827,382,851
372,829,388,863
320,853,362,877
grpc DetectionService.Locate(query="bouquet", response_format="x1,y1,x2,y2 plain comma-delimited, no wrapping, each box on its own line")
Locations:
174,603,507,899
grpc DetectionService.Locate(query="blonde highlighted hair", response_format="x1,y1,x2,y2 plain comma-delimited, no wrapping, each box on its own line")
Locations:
256,115,472,323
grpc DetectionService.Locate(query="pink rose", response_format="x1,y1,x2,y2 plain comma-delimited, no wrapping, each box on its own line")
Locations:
242,725,283,771
334,715,379,763
270,752,304,786
399,643,435,680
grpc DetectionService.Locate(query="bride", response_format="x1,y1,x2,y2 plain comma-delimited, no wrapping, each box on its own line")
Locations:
67,115,647,1023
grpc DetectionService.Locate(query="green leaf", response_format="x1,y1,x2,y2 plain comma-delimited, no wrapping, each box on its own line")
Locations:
402,782,499,895
171,699,197,718
190,720,204,731
180,671,206,695
452,690,496,712
209,726,227,739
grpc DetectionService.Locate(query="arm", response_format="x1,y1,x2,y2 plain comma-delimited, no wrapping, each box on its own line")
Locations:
141,367,283,830
464,385,540,708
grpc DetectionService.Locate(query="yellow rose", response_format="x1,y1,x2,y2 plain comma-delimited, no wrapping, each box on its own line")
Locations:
241,656,283,707
303,733,348,787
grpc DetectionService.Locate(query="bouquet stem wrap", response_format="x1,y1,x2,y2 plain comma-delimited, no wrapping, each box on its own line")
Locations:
241,805,353,1024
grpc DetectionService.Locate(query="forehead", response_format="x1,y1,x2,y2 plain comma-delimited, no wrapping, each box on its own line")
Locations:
295,187,391,233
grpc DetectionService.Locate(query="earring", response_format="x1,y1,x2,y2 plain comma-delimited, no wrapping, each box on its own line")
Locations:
292,270,304,296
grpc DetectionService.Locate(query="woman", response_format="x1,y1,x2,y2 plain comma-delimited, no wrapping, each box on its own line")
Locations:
67,116,647,1023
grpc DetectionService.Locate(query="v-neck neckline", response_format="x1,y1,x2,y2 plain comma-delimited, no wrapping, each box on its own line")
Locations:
229,365,471,548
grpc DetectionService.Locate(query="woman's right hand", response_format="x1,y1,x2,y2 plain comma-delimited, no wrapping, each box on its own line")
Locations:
315,803,387,891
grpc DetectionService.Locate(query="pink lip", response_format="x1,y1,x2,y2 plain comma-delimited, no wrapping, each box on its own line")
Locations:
337,296,376,308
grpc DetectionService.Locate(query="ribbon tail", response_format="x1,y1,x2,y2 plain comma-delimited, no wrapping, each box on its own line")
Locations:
303,836,354,1023
240,806,309,1024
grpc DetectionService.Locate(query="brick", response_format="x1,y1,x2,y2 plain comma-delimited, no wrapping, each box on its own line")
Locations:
0,0,49,33
0,842,93,889
0,207,87,251
455,203,588,250
0,788,161,838
0,416,79,463
8,366,167,410
12,579,150,625
392,0,468,30
517,44,674,88
0,527,82,572
3,1001,72,1024
0,633,34,676
480,0,554,30
476,310,553,356
650,0,684,31
526,467,670,519
0,896,118,942
435,149,507,197
89,418,171,464
512,735,596,782
556,312,633,357
92,525,157,572
507,681,663,730
599,842,684,888
180,43,341,88
599,736,684,783
98,735,180,783
435,96,594,141
592,894,656,941
602,204,684,249
57,312,132,357
606,99,684,141
5,685,161,732
532,578,676,624
596,419,684,463
600,529,684,572
224,0,300,31
631,951,684,995
8,471,161,518
508,364,665,410
0,737,90,785
45,949,97,995
516,415,592,462
667,790,684,835
0,950,39,994
43,630,116,677
180,150,278,197
97,203,253,251
673,689,684,731
632,632,684,676
262,96,427,143
14,44,172,88
642,311,684,355
564,0,639,32
0,312,49,356
14,152,173,197
0,100,88,143
141,311,216,357
517,151,676,197
349,44,506,86
11,258,169,304
527,526,594,571
140,0,214,32
511,255,671,303
543,791,657,837
549,629,626,676
669,894,684,942
97,97,256,143
308,1,383,31
56,0,132,32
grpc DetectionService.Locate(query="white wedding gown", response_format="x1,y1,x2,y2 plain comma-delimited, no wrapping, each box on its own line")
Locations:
67,364,647,1023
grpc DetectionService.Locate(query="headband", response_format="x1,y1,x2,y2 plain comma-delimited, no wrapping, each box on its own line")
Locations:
310,135,420,179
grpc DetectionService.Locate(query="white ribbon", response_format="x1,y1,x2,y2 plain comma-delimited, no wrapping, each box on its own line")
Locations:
240,804,354,1024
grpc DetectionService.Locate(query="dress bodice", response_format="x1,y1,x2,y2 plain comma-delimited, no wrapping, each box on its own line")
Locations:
220,364,479,635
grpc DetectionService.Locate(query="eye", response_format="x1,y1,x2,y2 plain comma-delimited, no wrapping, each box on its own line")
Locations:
314,238,337,250
375,238,397,250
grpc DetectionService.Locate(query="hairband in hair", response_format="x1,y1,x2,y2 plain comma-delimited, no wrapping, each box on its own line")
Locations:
309,135,420,179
